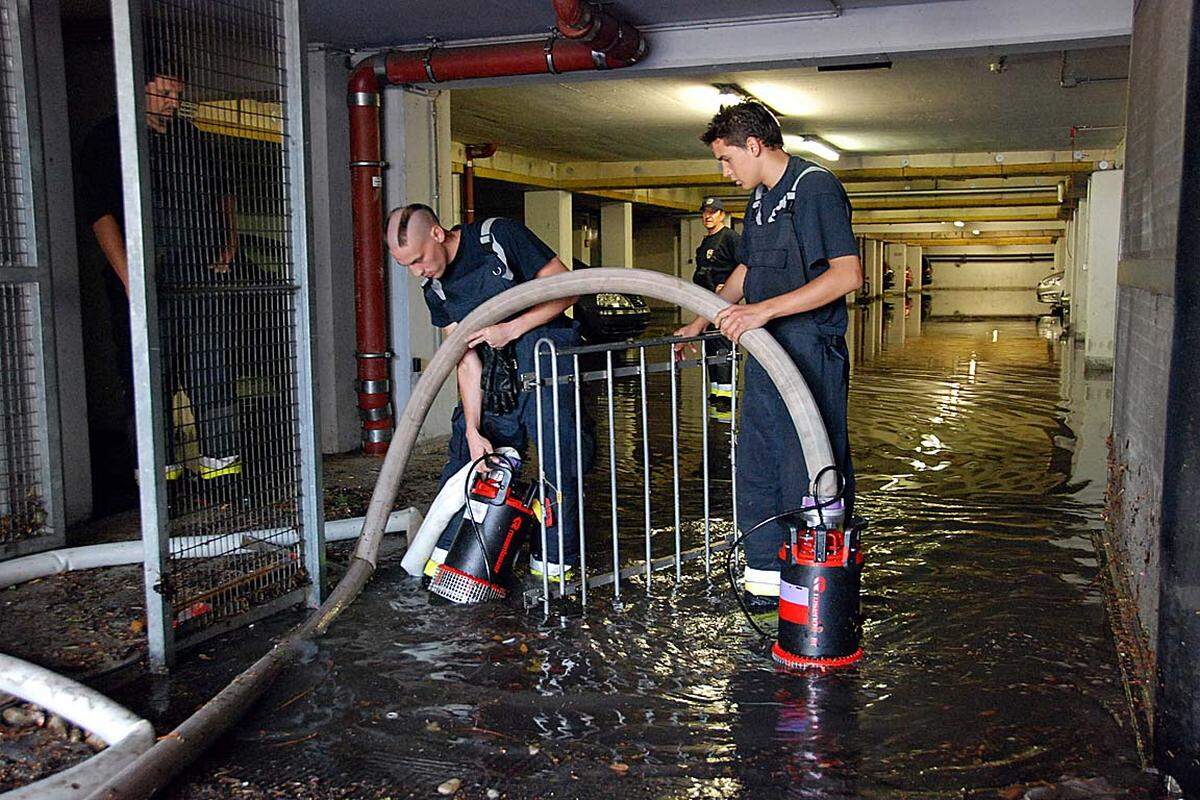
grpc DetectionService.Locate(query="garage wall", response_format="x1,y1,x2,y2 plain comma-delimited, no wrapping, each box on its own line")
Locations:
928,260,1052,289
634,216,679,308
1109,0,1192,727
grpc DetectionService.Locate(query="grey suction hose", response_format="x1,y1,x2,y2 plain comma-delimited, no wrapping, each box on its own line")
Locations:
86,268,834,800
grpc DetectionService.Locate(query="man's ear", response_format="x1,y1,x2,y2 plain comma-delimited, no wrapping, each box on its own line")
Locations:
430,224,445,244
746,136,762,157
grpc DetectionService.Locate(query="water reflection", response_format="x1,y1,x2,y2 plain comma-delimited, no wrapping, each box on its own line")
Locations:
154,302,1142,799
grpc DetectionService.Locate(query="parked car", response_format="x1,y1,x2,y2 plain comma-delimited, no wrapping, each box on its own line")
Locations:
1036,271,1071,317
1036,271,1065,305
571,259,651,341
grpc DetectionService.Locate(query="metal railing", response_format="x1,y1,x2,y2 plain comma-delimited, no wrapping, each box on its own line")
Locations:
525,330,739,612
113,0,321,669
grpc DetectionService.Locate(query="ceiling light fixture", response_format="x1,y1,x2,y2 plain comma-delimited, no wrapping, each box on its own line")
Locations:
785,134,841,162
953,220,966,228
972,229,982,236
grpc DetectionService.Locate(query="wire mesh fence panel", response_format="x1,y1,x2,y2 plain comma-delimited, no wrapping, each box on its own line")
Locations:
0,0,63,559
115,0,320,665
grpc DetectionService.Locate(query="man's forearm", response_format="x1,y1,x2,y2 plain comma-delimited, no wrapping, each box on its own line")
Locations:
92,214,130,294
457,349,485,433
506,296,575,340
760,257,862,321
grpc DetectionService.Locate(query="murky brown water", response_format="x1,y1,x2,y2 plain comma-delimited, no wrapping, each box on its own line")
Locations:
117,301,1155,798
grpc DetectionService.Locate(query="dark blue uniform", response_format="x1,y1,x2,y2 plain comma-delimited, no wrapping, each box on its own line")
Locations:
425,218,595,566
738,157,857,581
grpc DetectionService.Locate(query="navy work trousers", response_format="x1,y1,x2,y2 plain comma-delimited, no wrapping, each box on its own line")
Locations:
737,328,855,572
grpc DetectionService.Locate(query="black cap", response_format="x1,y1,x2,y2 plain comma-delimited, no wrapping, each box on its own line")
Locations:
699,197,725,212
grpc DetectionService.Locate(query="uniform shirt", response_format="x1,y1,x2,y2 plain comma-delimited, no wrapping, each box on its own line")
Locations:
422,218,559,327
739,155,858,335
693,226,739,292
76,115,234,291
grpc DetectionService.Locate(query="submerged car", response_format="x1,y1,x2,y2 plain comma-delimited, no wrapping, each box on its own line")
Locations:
1036,271,1065,305
571,258,651,342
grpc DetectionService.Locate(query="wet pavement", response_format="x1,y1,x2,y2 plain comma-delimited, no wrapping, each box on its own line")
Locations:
111,302,1157,798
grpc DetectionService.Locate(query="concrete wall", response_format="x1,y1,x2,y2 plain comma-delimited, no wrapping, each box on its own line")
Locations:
925,289,1045,318
633,217,679,308
926,248,1054,289
1084,170,1124,367
1109,0,1193,691
306,51,359,455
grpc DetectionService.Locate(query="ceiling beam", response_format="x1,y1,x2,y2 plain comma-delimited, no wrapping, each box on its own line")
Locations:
882,235,1059,246
853,208,1064,224
850,196,1060,211
559,162,1100,191
417,0,1131,88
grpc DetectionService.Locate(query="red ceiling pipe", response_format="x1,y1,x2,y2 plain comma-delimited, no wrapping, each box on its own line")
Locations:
463,143,498,224
348,1,646,453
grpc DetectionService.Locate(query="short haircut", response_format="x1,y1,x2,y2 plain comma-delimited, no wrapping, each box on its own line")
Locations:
142,17,187,83
700,101,784,149
387,203,439,248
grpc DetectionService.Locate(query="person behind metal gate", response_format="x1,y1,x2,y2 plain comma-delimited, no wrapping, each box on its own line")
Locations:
692,196,739,400
76,42,243,500
386,204,596,582
675,102,861,611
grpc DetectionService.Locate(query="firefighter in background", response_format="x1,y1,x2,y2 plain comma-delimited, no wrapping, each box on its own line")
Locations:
692,196,739,399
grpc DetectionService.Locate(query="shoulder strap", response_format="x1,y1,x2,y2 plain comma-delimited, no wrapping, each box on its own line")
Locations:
765,165,830,224
480,218,514,280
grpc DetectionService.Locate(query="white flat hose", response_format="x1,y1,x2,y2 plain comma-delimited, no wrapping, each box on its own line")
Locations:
0,654,154,800
400,446,519,576
88,269,835,800
0,509,418,590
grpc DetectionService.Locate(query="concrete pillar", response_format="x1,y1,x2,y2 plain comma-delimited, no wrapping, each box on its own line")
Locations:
600,201,633,268
381,86,457,440
886,294,906,348
908,286,923,338
905,244,923,295
524,190,573,265
306,50,359,454
861,238,884,300
885,243,906,296
571,228,592,266
1073,196,1091,338
35,0,91,523
1083,170,1124,368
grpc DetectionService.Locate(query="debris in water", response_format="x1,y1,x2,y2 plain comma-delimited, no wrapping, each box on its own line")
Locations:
437,777,462,795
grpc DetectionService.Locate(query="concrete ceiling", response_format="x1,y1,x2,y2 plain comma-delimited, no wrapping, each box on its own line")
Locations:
450,47,1130,162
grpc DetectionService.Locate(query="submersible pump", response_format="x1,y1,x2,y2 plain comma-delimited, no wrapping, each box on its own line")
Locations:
428,455,538,604
772,498,865,669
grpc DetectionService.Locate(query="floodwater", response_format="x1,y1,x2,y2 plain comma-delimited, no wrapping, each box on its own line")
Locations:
132,300,1156,798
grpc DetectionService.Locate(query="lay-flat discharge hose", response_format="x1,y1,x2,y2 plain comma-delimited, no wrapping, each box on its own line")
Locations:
87,269,834,799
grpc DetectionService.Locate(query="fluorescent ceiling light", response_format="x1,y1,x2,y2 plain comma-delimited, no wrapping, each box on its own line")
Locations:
740,81,816,117
972,229,982,236
784,134,840,162
953,220,966,228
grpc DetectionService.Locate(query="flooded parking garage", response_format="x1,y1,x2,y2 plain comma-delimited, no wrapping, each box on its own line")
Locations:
96,307,1155,799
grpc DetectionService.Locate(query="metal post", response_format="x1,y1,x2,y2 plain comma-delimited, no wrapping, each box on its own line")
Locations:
606,350,619,602
730,342,739,557
542,339,565,598
573,353,586,606
112,0,174,670
533,340,551,614
0,0,66,558
282,0,326,609
639,345,652,590
700,338,711,575
669,342,681,583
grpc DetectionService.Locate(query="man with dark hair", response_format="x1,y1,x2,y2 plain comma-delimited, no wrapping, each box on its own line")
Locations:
386,204,594,581
676,102,861,610
693,196,739,399
77,55,240,508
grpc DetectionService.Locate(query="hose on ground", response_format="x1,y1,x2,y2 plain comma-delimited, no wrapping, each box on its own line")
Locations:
86,268,834,799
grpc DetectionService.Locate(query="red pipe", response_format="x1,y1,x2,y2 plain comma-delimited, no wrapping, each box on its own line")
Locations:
349,1,647,453
463,143,498,224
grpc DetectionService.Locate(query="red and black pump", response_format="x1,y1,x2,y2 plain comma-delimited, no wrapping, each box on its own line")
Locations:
772,498,865,670
429,455,539,604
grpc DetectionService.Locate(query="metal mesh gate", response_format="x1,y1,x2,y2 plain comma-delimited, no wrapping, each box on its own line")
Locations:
114,0,321,668
0,0,64,559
